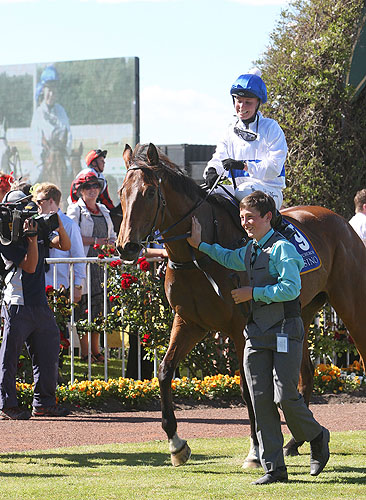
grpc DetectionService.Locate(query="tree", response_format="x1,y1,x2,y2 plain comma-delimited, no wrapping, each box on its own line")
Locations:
257,0,366,217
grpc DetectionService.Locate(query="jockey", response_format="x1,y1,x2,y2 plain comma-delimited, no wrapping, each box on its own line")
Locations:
203,68,294,238
30,65,72,181
70,149,115,210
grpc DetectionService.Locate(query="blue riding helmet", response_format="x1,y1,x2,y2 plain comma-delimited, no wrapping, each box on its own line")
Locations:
35,65,60,102
230,74,267,104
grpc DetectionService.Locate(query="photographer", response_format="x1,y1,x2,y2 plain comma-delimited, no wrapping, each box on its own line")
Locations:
0,190,71,419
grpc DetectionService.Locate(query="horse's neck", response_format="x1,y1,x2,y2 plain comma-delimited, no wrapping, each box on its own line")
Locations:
161,196,242,262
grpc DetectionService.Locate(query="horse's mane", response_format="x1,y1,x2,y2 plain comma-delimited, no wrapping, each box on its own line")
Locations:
128,143,245,237
132,144,206,202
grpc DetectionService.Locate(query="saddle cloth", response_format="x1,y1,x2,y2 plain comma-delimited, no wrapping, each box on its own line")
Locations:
283,218,322,275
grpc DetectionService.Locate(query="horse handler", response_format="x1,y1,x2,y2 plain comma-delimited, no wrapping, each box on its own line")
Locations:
187,190,330,485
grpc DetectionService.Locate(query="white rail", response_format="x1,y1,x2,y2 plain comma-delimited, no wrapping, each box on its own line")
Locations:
46,257,161,384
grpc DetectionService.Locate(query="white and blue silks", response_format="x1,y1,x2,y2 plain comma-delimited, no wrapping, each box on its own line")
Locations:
30,100,72,174
203,111,287,209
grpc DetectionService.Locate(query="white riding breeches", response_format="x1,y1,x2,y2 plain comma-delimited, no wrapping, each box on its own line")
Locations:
235,179,283,210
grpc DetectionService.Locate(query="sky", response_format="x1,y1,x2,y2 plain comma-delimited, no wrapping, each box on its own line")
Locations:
0,0,290,145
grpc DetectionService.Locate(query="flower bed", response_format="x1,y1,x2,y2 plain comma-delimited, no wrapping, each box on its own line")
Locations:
16,364,365,410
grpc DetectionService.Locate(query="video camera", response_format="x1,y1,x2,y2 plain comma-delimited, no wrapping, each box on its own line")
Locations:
0,193,59,246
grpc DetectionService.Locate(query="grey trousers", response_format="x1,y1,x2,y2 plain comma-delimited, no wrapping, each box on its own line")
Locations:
244,317,322,473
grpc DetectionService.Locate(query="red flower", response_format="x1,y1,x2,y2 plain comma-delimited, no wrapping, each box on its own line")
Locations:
98,254,105,259
121,278,131,289
139,259,150,271
45,285,54,294
110,259,122,268
93,243,100,249
142,333,151,343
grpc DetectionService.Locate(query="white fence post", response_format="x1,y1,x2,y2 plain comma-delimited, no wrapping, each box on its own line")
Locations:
46,256,161,384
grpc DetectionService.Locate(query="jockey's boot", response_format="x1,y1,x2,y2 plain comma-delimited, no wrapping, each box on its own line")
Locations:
273,210,296,241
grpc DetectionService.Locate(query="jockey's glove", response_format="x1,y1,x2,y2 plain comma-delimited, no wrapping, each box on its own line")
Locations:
205,167,219,189
222,158,246,171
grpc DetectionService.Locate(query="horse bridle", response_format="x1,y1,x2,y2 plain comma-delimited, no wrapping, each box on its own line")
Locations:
126,165,218,246
124,165,224,297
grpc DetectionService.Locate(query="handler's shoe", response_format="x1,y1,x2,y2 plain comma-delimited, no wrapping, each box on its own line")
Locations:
310,426,330,476
32,405,69,417
252,466,288,485
0,406,31,420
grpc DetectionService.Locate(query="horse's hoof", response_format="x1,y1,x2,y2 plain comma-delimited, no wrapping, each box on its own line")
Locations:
283,446,300,457
242,458,261,469
171,442,191,467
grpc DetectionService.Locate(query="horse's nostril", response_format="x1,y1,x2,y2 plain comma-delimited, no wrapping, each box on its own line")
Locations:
117,242,142,261
125,242,141,254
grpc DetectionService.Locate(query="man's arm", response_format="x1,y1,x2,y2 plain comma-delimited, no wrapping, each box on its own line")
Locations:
50,214,71,251
187,216,247,270
19,219,38,273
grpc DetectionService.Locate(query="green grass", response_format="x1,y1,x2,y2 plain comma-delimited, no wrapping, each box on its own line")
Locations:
61,355,126,382
0,432,365,500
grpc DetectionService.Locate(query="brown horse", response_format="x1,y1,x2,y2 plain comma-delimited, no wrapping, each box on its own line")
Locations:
41,129,71,197
117,143,366,467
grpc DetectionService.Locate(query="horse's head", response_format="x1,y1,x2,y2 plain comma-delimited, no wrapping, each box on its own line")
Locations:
116,143,165,262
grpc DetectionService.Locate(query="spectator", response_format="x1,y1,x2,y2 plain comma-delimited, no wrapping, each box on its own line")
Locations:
70,149,115,210
349,189,366,246
0,189,70,419
0,171,13,202
67,171,117,363
32,183,86,301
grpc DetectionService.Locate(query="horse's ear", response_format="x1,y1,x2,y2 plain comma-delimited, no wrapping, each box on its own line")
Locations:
147,143,159,166
123,144,133,169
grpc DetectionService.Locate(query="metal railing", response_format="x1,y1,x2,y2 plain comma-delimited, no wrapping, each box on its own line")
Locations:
46,257,161,383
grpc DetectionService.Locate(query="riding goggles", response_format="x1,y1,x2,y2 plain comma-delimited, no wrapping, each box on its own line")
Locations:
233,115,259,142
233,127,257,142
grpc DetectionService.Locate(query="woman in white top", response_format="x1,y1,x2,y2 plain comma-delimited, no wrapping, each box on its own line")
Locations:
67,171,117,362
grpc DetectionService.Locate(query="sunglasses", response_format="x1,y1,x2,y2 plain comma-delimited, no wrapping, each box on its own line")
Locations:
83,183,100,190
36,197,50,205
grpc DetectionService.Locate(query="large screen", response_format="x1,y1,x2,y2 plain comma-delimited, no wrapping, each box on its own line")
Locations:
0,57,139,207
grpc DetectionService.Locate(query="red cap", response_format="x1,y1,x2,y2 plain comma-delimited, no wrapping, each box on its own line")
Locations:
71,171,104,200
85,149,107,166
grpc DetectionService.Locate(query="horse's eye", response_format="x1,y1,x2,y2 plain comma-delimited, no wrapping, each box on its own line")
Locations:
146,187,155,199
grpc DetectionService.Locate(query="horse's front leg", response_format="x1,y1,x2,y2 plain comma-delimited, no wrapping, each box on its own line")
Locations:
158,313,206,466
